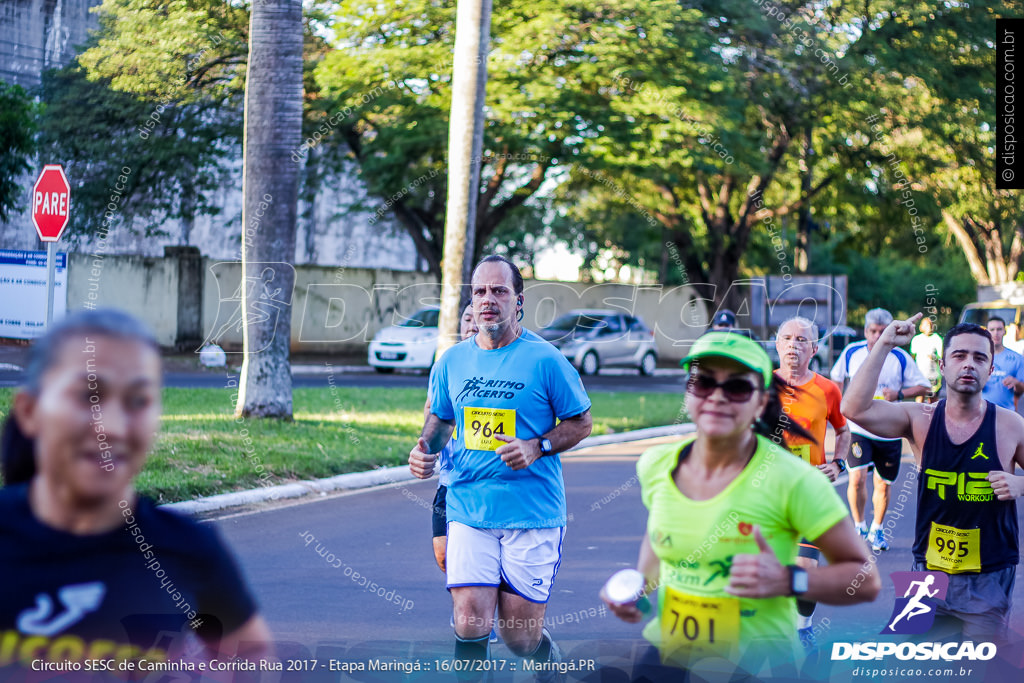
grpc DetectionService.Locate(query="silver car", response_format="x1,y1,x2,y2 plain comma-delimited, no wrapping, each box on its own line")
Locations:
537,309,658,376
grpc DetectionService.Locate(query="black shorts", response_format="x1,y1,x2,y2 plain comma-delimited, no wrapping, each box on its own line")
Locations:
848,435,902,482
797,538,821,561
431,485,447,538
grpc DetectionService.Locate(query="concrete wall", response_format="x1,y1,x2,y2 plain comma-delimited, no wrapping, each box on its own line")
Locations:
200,261,438,351
0,0,101,88
68,252,179,344
65,253,709,359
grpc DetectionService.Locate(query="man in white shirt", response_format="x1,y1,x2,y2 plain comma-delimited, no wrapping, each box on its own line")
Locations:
910,316,943,403
831,308,931,552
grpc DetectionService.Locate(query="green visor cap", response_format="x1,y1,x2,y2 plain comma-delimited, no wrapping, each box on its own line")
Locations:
681,332,773,388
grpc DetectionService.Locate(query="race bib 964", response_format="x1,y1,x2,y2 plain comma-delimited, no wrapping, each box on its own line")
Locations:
463,407,516,451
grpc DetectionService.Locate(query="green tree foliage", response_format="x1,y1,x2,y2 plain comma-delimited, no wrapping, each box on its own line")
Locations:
553,1,1013,315
78,0,249,103
40,0,250,242
807,234,975,330
53,0,335,245
31,0,1014,322
0,82,36,222
314,0,675,276
845,2,1024,287
561,1,904,303
36,63,241,242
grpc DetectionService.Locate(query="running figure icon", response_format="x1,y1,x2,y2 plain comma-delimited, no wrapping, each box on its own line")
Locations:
888,575,939,631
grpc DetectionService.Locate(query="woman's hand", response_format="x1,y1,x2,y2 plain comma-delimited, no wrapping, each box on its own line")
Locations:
600,586,647,624
724,526,790,599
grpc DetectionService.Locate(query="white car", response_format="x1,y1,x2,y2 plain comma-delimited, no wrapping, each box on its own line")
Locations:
367,308,440,373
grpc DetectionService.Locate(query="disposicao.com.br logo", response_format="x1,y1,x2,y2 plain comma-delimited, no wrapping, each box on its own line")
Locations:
831,641,996,662
831,572,996,663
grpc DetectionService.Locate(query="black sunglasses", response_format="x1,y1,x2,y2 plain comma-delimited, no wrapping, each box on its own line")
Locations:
687,374,760,402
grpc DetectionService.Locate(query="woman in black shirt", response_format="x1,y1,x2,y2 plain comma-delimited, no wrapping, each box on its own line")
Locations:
0,309,272,673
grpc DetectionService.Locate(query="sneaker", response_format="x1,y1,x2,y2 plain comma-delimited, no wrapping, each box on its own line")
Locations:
857,524,869,540
869,527,889,551
798,626,818,654
533,628,564,683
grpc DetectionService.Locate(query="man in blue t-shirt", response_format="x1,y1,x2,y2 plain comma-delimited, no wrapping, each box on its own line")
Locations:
983,317,1024,410
409,255,592,674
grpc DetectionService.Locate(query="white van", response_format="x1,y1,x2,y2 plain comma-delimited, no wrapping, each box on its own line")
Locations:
959,300,1024,327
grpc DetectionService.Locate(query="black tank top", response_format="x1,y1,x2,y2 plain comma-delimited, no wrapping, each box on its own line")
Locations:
914,400,1019,572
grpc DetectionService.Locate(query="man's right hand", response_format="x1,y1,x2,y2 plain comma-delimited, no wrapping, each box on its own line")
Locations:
880,313,923,348
409,437,437,479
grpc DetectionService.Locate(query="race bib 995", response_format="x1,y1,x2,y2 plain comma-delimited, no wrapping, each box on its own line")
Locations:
926,522,981,574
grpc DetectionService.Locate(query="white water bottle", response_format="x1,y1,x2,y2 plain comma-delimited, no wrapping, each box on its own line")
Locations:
603,569,651,613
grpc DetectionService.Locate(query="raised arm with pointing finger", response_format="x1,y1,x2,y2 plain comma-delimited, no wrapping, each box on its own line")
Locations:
844,315,1024,644
840,313,924,442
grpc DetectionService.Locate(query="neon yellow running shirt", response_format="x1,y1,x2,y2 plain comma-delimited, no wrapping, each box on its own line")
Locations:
637,434,848,663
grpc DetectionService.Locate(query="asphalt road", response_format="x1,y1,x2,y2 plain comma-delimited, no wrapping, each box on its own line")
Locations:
205,437,1024,683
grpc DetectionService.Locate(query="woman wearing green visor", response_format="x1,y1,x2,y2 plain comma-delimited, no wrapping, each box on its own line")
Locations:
603,332,879,677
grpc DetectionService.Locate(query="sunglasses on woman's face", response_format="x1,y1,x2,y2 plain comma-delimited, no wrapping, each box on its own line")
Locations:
687,374,759,402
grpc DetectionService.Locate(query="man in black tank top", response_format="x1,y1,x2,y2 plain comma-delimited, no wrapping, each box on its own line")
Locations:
843,316,1024,643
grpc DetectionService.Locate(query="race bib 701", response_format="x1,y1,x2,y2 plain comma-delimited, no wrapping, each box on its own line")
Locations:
660,586,740,662
463,407,516,451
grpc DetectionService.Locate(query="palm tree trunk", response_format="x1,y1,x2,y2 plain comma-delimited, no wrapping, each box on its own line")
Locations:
436,0,492,358
236,0,303,419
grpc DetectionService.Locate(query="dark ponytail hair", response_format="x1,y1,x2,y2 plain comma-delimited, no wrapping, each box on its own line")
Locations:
755,375,817,448
1,417,35,485
1,309,160,486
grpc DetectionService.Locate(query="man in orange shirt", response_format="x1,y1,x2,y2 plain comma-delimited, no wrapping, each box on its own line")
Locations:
774,316,852,652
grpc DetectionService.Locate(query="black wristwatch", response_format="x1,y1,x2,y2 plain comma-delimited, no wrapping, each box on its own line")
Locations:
787,565,809,596
897,389,905,401
539,438,553,456
834,458,847,474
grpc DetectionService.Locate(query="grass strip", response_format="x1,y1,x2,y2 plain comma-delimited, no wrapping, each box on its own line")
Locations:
0,386,687,503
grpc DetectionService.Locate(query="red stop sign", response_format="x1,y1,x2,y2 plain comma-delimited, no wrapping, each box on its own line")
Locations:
32,165,71,242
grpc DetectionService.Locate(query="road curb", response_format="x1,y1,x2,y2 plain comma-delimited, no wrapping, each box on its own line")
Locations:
566,423,695,451
161,423,696,516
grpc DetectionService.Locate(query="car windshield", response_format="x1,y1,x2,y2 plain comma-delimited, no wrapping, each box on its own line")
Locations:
400,309,440,328
546,314,610,332
961,307,1018,326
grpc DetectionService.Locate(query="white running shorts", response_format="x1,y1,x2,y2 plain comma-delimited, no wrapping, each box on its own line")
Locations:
446,521,565,603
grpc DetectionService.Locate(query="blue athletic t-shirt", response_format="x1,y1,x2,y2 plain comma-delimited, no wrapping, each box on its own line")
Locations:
982,348,1024,409
430,330,591,529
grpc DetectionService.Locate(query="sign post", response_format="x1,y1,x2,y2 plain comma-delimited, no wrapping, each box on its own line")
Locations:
31,165,71,327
